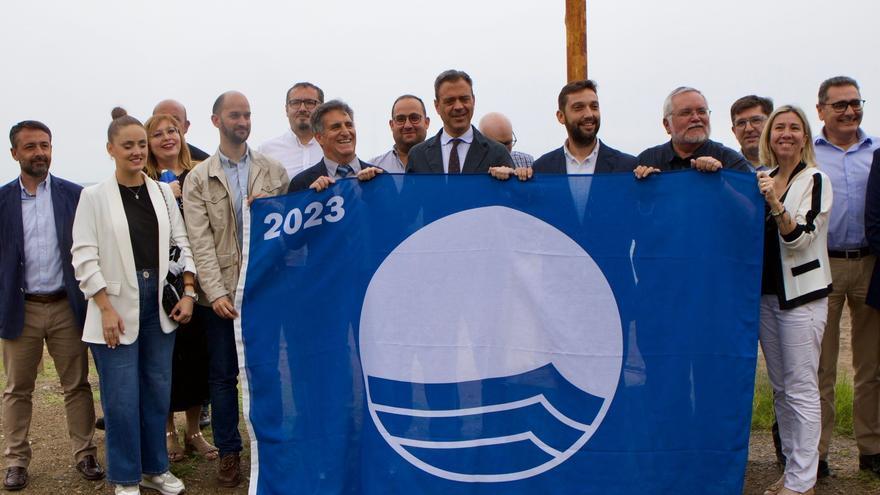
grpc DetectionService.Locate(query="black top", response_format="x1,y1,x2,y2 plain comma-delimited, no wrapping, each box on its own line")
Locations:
188,143,210,162
636,139,751,172
760,163,809,299
118,184,159,270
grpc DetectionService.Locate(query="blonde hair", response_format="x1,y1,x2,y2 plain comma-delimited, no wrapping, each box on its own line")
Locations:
144,113,193,180
758,105,817,169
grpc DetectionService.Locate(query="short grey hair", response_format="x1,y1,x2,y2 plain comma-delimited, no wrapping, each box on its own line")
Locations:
662,86,706,118
311,100,354,134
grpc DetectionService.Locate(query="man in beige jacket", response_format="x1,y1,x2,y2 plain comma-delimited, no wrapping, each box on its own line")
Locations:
183,91,288,488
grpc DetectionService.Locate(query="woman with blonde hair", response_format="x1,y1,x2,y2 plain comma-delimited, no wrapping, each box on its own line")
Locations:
756,105,833,495
144,113,218,463
72,108,196,495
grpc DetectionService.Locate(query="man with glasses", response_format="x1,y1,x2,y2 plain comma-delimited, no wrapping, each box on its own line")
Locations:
634,86,750,178
259,82,325,178
478,112,533,168
370,95,431,173
814,76,880,479
730,95,773,172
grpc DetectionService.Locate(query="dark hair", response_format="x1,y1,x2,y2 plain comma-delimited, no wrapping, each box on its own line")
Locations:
558,79,598,111
391,94,427,116
311,100,354,134
286,82,324,105
818,76,859,103
729,95,774,123
434,70,473,99
107,107,144,141
10,120,52,147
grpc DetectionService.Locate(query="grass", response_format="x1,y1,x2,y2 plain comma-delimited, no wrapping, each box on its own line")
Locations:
752,367,855,436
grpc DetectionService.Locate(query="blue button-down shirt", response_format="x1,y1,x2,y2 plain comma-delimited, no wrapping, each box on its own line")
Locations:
219,147,252,246
815,129,880,250
20,175,64,294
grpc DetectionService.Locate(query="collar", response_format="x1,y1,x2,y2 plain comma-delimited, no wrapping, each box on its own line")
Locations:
563,139,600,165
19,174,51,198
218,145,252,167
441,126,474,146
666,139,714,161
815,128,871,148
290,130,318,148
324,156,361,177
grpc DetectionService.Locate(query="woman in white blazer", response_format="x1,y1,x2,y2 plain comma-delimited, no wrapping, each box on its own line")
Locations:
756,106,833,495
71,108,195,495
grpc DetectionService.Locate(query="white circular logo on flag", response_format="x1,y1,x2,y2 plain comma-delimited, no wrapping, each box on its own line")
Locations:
360,206,623,482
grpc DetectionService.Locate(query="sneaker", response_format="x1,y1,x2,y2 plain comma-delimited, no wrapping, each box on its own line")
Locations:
115,485,140,495
140,471,185,495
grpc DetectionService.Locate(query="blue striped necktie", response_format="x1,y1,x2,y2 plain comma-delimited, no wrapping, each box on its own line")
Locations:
337,163,354,178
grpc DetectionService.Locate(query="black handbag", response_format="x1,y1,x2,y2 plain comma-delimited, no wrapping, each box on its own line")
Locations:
158,183,185,315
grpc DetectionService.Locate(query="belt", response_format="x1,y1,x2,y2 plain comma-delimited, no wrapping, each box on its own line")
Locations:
24,291,67,303
828,247,871,259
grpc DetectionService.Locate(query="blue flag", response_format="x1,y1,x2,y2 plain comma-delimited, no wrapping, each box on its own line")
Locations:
236,171,763,494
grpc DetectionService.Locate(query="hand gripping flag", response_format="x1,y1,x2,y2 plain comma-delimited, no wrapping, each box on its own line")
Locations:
236,171,763,494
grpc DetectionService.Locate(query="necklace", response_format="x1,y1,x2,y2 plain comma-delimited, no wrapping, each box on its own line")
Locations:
122,183,144,199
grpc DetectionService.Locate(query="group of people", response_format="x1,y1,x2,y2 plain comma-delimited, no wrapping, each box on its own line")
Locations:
1,69,878,495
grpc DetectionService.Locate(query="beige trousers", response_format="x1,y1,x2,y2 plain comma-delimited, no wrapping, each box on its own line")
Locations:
818,255,880,458
1,299,97,468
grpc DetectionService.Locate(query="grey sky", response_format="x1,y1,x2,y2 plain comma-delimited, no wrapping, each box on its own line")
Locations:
2,0,878,184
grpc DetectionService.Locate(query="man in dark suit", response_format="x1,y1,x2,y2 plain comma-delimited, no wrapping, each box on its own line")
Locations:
0,121,103,490
533,79,637,175
866,148,880,310
288,100,382,193
406,70,516,177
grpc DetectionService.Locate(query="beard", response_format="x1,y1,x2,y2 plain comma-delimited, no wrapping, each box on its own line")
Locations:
21,156,50,178
566,116,600,147
220,122,250,145
295,118,312,134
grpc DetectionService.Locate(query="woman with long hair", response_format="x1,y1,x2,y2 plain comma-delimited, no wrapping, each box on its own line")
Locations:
144,113,217,463
756,105,833,495
72,108,195,495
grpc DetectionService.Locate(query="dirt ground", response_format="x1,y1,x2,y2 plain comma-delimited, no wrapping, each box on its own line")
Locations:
0,309,876,494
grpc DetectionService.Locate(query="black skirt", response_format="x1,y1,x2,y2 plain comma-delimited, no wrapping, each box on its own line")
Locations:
169,311,210,411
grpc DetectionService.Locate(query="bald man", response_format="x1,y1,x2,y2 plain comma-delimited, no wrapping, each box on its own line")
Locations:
182,90,288,488
153,99,211,161
478,112,534,168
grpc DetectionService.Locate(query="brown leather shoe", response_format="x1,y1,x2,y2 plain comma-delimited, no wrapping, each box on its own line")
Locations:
75,455,105,481
3,466,28,491
217,453,241,487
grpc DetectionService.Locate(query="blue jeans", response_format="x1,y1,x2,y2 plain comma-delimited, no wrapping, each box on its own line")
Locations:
90,269,174,485
196,304,242,456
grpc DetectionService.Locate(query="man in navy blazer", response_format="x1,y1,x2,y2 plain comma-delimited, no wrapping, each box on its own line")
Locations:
288,100,382,193
533,80,637,175
406,70,514,175
0,121,102,490
866,148,880,309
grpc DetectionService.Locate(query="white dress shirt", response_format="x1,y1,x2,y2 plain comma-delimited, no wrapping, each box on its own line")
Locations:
564,139,600,175
440,127,474,173
258,130,324,178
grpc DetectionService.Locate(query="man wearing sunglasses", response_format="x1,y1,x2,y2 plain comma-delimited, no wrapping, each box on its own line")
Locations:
814,76,880,479
371,95,431,173
259,82,325,178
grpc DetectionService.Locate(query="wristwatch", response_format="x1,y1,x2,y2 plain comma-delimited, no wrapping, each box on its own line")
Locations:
183,287,199,302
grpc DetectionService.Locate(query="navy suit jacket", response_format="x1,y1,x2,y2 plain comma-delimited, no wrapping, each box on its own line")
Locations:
532,140,638,174
405,126,513,174
288,158,379,193
0,175,86,339
865,149,880,308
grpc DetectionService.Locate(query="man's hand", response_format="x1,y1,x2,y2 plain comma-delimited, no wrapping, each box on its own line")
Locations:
309,176,336,192
357,167,383,182
489,166,520,181
634,165,661,179
247,193,267,206
212,295,239,320
691,156,722,172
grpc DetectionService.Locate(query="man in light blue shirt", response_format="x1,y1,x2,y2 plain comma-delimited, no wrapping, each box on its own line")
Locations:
371,95,431,174
813,76,880,478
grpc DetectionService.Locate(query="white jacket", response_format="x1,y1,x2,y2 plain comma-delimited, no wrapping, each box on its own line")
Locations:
772,164,833,308
71,175,196,344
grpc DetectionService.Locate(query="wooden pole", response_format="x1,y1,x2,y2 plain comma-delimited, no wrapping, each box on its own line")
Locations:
565,0,587,82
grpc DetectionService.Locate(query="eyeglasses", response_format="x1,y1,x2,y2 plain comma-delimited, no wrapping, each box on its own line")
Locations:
822,99,865,113
733,115,767,130
671,108,711,119
287,99,320,110
393,113,424,125
499,132,518,148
